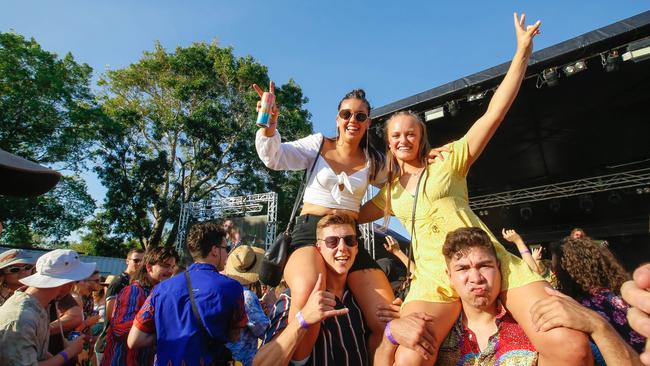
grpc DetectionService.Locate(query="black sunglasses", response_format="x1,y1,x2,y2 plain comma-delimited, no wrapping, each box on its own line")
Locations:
3,264,34,274
338,109,368,122
317,235,358,249
129,258,142,264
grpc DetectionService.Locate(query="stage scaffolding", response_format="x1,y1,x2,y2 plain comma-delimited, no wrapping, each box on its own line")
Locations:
175,192,278,253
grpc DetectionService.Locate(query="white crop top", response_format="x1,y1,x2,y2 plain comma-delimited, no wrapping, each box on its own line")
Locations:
255,130,386,212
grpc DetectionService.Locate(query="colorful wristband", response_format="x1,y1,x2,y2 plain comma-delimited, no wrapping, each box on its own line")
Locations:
519,249,531,255
384,321,399,345
59,351,69,363
296,311,309,329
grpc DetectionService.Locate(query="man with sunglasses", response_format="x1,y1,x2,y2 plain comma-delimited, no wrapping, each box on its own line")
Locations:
95,248,144,363
257,214,370,366
0,249,36,306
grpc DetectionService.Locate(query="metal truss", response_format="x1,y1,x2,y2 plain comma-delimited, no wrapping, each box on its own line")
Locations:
360,188,376,259
175,192,278,253
469,168,650,210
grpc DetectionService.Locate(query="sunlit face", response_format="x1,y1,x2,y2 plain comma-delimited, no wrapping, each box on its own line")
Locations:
337,98,370,144
316,224,358,276
387,115,422,163
126,252,144,274
223,220,234,232
147,257,177,285
1,264,34,290
446,246,501,310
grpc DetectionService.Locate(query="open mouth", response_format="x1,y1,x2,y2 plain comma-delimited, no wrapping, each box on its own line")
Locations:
335,255,350,263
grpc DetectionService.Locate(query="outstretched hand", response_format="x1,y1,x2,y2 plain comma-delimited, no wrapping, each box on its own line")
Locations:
252,80,279,127
501,228,522,244
383,235,401,254
301,273,348,326
621,263,650,365
513,12,541,56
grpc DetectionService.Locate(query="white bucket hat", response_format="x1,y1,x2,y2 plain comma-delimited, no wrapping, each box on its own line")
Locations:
20,249,96,288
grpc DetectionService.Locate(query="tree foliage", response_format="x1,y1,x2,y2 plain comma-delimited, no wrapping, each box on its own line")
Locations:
0,32,98,246
96,41,312,249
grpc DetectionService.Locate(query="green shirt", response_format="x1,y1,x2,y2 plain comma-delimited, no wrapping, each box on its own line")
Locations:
0,290,50,366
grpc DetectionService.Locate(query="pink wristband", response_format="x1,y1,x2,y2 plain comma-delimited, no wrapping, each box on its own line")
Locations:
296,311,309,329
384,321,399,345
519,249,531,255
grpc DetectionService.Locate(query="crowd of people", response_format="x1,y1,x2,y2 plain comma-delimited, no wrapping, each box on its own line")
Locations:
0,10,649,366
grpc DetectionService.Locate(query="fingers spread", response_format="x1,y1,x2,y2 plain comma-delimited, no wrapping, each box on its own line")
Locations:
269,80,275,94
253,84,264,97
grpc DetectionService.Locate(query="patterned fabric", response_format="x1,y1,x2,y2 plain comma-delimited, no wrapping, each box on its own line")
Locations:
0,290,50,366
371,136,542,304
581,287,645,353
133,263,247,366
81,294,95,318
96,272,131,354
226,288,271,366
436,305,538,366
100,282,153,366
263,289,369,366
0,286,13,306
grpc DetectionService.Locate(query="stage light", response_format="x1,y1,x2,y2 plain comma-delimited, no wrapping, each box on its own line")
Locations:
622,37,650,63
519,205,533,220
478,210,489,217
579,195,594,214
601,51,621,72
467,91,487,102
446,100,460,117
562,60,587,76
607,191,622,205
424,106,445,122
536,68,560,89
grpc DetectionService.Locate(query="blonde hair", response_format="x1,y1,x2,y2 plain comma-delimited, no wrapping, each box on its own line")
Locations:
382,111,431,227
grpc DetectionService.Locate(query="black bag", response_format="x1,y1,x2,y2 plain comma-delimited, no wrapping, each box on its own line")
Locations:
259,139,324,286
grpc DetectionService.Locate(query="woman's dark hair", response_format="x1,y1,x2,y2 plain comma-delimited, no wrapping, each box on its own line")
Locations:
133,246,179,288
337,89,385,182
550,238,629,300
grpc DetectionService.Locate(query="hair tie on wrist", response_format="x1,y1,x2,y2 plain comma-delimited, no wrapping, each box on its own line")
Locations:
384,321,399,345
296,311,309,329
519,249,531,255
59,351,69,363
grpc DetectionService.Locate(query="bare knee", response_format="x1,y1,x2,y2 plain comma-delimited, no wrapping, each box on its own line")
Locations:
284,247,326,310
536,327,592,365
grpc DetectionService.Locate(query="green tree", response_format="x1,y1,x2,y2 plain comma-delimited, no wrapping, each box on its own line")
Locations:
71,210,136,257
96,41,312,249
0,32,98,246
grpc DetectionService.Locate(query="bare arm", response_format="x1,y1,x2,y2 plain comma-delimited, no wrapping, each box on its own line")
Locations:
253,319,309,366
38,336,86,366
253,81,279,138
127,326,155,349
49,305,83,334
501,228,540,274
531,287,642,366
358,200,384,224
383,235,414,271
465,13,540,166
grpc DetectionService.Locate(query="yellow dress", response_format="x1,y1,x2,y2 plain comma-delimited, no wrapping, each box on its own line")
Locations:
372,136,542,304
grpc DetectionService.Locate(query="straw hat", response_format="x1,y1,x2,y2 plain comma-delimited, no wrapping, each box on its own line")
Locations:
0,249,36,270
224,245,264,285
20,249,96,288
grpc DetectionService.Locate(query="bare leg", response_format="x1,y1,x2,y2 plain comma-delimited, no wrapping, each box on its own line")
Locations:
501,281,593,366
284,246,327,360
348,268,395,359
393,300,461,366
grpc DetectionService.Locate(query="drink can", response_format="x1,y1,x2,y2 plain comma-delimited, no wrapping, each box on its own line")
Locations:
256,92,276,127
68,331,82,341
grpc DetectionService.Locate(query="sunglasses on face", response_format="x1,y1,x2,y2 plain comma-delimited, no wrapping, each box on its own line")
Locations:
338,109,369,122
129,258,142,264
3,264,34,274
317,235,358,249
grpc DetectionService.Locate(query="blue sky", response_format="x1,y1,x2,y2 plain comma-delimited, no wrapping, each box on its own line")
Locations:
2,1,648,238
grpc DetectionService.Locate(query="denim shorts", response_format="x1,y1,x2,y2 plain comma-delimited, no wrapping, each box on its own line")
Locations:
289,214,380,273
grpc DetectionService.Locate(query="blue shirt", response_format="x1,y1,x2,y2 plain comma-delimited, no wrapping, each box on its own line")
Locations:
226,288,270,366
134,263,247,366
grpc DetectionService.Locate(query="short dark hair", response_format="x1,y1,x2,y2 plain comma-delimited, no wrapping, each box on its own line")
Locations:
442,227,497,262
186,221,227,260
316,214,356,236
126,248,145,259
133,246,179,287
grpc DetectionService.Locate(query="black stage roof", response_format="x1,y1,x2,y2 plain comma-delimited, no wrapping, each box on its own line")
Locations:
370,11,650,268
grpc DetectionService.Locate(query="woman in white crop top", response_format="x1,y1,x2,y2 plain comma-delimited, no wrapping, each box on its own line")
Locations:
254,84,395,359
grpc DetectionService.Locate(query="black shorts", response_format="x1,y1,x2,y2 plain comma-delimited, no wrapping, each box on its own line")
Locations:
289,214,380,273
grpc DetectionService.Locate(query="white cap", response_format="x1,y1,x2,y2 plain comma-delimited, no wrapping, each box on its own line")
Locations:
20,249,96,288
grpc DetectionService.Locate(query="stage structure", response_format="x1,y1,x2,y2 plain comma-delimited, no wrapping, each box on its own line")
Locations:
360,189,376,259
175,192,278,253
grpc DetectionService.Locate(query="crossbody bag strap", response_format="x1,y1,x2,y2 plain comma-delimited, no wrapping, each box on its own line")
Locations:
285,137,326,232
185,271,211,338
405,172,424,283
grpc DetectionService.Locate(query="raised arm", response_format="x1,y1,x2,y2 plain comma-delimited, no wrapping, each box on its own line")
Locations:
465,13,541,166
501,228,540,274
